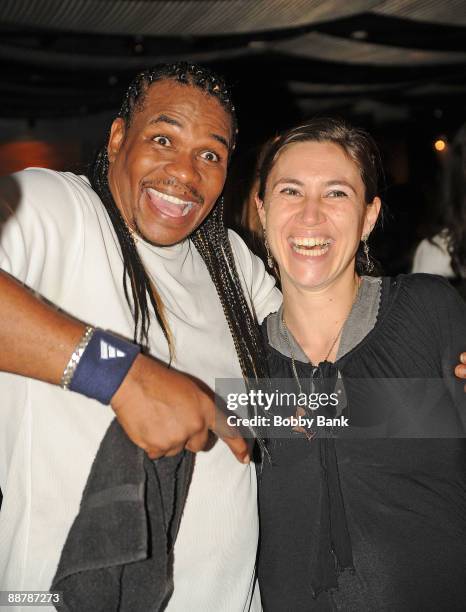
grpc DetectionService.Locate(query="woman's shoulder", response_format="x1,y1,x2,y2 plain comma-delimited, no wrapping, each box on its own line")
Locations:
395,272,458,298
260,314,276,352
396,272,452,292
389,273,465,320
259,315,296,372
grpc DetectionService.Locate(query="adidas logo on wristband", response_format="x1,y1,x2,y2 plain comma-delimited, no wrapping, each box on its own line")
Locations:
66,329,141,404
100,340,127,360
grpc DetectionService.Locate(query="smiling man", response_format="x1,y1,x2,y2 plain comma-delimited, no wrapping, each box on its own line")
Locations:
107,78,231,245
0,63,281,610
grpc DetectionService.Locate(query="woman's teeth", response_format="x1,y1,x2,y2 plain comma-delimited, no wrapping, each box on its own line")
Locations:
291,237,330,257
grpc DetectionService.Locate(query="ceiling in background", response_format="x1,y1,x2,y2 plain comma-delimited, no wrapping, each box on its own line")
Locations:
0,0,465,121
2,0,466,35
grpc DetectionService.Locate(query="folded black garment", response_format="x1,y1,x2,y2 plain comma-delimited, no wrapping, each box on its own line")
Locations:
51,418,194,612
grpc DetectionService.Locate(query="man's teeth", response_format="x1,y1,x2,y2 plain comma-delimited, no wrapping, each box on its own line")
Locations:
147,188,194,215
291,237,331,257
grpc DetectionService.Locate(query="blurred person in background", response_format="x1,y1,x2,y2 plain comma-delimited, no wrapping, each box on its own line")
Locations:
412,123,466,299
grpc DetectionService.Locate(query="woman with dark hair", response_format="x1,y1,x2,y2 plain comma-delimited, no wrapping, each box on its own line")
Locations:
254,118,466,611
412,123,466,297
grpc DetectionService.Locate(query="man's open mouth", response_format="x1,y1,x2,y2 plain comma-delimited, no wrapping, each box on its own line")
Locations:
146,187,197,218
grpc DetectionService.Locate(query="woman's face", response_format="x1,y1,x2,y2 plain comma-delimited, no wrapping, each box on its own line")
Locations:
256,140,380,292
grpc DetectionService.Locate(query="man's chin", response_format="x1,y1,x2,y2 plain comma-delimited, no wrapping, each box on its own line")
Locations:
135,220,201,247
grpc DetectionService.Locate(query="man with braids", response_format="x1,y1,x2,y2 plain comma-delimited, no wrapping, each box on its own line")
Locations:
0,62,280,609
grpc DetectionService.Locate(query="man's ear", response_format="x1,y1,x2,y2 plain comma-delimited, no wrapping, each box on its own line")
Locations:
363,196,381,237
107,118,126,163
254,193,267,230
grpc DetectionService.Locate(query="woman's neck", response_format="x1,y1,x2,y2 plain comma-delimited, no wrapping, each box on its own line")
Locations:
282,271,360,364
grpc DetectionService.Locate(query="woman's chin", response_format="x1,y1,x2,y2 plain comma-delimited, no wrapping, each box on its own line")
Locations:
281,261,357,293
283,269,333,292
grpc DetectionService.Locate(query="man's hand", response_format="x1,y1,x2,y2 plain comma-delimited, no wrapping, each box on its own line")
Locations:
111,354,250,463
455,352,466,392
455,352,466,379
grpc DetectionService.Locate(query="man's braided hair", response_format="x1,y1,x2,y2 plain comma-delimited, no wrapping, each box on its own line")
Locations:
90,61,269,384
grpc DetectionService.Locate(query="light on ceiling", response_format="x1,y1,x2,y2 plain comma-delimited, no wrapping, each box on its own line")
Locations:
350,30,368,40
434,139,446,152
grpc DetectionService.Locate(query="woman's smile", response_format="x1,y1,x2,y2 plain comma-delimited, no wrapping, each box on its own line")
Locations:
289,236,333,258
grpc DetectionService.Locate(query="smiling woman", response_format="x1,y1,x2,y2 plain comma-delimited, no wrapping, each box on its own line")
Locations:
254,118,466,611
255,118,382,365
256,117,382,286
256,139,380,301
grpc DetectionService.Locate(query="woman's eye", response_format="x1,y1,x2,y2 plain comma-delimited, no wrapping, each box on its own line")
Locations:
200,151,220,162
326,189,348,198
153,135,171,146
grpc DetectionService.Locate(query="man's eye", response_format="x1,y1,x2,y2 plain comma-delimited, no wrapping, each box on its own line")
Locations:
200,151,220,162
326,189,348,198
280,187,301,196
153,135,171,146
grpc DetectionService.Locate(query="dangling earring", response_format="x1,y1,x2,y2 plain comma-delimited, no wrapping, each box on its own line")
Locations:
264,231,274,269
362,234,374,273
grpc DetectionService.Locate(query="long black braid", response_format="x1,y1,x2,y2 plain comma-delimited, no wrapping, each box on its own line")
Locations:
191,200,268,380
89,61,269,385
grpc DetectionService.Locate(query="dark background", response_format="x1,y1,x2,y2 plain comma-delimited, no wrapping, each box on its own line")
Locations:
1,0,466,274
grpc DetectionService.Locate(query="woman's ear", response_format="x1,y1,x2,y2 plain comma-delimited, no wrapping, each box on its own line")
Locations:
254,193,267,230
363,196,381,237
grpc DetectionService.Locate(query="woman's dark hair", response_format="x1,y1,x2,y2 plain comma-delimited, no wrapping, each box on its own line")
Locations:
256,117,384,275
90,61,269,383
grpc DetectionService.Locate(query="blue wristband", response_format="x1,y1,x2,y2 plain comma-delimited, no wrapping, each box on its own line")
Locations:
69,329,140,404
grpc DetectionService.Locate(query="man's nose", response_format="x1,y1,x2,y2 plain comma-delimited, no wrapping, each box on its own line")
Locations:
165,153,200,185
300,195,325,225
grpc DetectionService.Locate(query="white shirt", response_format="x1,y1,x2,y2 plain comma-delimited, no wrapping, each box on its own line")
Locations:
0,168,282,611
411,232,454,277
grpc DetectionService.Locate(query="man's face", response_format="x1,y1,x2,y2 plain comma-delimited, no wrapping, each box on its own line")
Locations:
107,79,232,246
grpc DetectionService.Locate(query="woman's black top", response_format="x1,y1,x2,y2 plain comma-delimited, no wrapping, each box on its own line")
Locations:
258,275,466,612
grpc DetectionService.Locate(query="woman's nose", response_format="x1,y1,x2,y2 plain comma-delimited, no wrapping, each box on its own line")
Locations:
300,195,325,225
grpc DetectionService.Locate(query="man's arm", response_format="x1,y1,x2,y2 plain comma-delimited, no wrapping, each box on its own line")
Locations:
0,271,249,462
0,272,84,383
